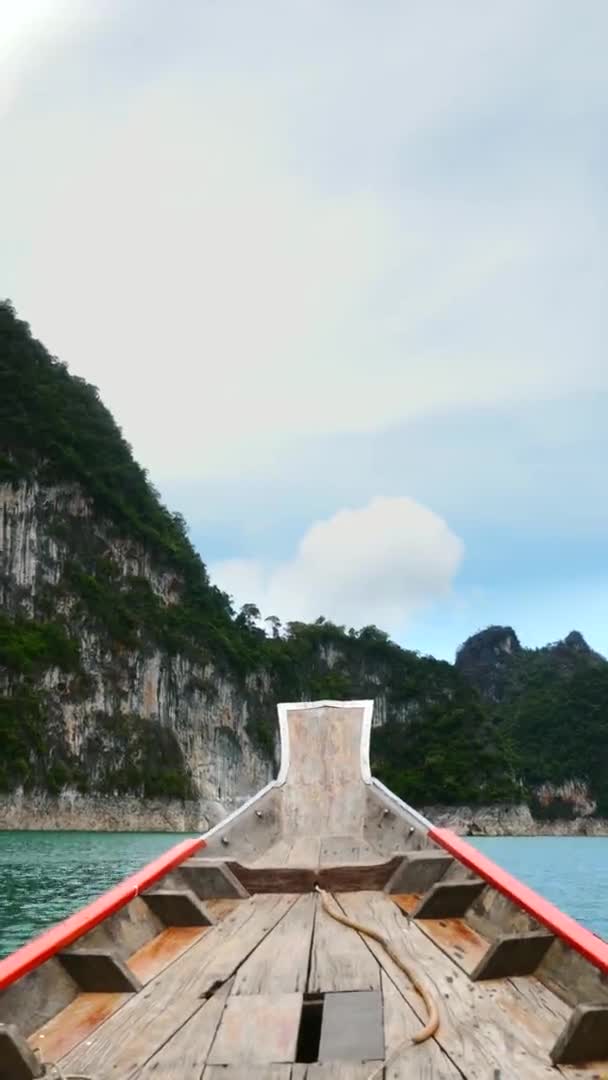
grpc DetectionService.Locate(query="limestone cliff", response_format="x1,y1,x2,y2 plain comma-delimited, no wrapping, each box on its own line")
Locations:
2,300,608,833
0,476,274,828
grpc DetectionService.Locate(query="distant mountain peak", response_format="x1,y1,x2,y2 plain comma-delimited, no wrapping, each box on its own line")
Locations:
562,630,591,652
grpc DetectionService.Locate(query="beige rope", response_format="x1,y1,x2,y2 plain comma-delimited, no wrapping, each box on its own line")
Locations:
314,885,439,1078
35,1049,95,1080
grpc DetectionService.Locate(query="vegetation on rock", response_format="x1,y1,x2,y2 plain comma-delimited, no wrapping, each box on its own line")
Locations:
1,300,608,815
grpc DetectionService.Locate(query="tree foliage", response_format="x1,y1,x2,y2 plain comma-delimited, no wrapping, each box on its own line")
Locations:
2,300,608,813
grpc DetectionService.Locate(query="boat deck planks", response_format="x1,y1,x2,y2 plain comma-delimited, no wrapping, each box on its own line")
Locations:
8,702,605,1080
204,1068,293,1079
309,893,380,993
381,969,462,1078
39,886,599,1078
292,1065,383,1078
28,990,129,1063
232,892,316,995
132,980,232,1079
127,925,207,984
207,991,303,1065
59,894,296,1078
339,892,561,1079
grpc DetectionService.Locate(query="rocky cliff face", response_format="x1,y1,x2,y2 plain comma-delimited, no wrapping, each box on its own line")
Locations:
2,300,608,833
0,476,274,827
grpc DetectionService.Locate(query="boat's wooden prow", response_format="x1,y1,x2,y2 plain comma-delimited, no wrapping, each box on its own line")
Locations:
1,699,607,1078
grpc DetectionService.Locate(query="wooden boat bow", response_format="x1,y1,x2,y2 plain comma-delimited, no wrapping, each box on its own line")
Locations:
1,700,607,1078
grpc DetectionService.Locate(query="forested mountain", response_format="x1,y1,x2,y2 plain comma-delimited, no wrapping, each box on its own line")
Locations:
2,300,607,822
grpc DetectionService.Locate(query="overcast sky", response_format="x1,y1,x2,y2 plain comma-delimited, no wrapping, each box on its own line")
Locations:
3,1,608,659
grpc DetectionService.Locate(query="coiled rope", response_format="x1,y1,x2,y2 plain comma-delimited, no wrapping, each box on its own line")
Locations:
314,885,439,1079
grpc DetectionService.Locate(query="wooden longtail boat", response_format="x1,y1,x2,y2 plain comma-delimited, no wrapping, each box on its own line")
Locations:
1,701,607,1079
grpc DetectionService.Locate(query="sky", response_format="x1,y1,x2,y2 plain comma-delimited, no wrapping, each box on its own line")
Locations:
2,1,608,660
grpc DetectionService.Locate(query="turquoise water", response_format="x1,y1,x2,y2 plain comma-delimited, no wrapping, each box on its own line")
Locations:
0,832,606,958
472,836,608,940
0,831,196,958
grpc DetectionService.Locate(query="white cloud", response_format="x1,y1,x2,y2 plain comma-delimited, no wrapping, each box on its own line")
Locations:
211,496,464,634
2,1,608,487
0,0,102,113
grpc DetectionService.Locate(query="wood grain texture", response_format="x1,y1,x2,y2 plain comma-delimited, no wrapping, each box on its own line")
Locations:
60,894,296,1079
204,1069,292,1079
288,836,321,867
550,1004,608,1065
309,894,380,993
228,863,315,894
142,889,214,927
381,970,461,1078
208,992,302,1064
29,992,129,1064
292,1065,383,1078
385,852,453,895
0,956,78,1037
233,893,316,995
132,980,232,1078
176,859,250,899
339,892,563,1079
317,859,403,892
318,989,384,1062
402,910,490,976
538,937,608,1009
127,927,207,984
471,931,554,980
412,881,485,919
319,836,381,867
254,840,296,867
58,949,142,992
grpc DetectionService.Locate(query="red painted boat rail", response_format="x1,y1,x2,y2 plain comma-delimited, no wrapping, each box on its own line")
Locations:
0,836,205,992
430,827,608,974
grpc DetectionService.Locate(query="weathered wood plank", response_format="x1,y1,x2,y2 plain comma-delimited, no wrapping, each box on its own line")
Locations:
133,978,231,1078
471,931,554,980
537,937,608,1009
339,892,563,1079
317,857,403,893
178,859,250,899
288,836,321,867
411,880,485,919
233,894,316,995
142,889,214,926
29,992,129,1064
0,1023,44,1079
58,949,142,992
61,894,296,1079
128,927,207,984
254,839,296,867
205,897,241,921
0,956,78,1037
318,990,384,1062
319,836,381,866
208,992,302,1064
309,894,380,993
204,1069,292,1079
394,903,490,976
385,851,453,894
551,1004,608,1065
292,1065,383,1078
467,884,544,943
381,969,461,1078
228,863,315,894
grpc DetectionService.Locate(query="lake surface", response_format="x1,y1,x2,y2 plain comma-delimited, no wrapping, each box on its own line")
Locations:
0,831,196,958
0,832,606,957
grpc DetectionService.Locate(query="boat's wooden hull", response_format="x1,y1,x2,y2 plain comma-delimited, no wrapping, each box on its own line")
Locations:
1,701,606,1079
